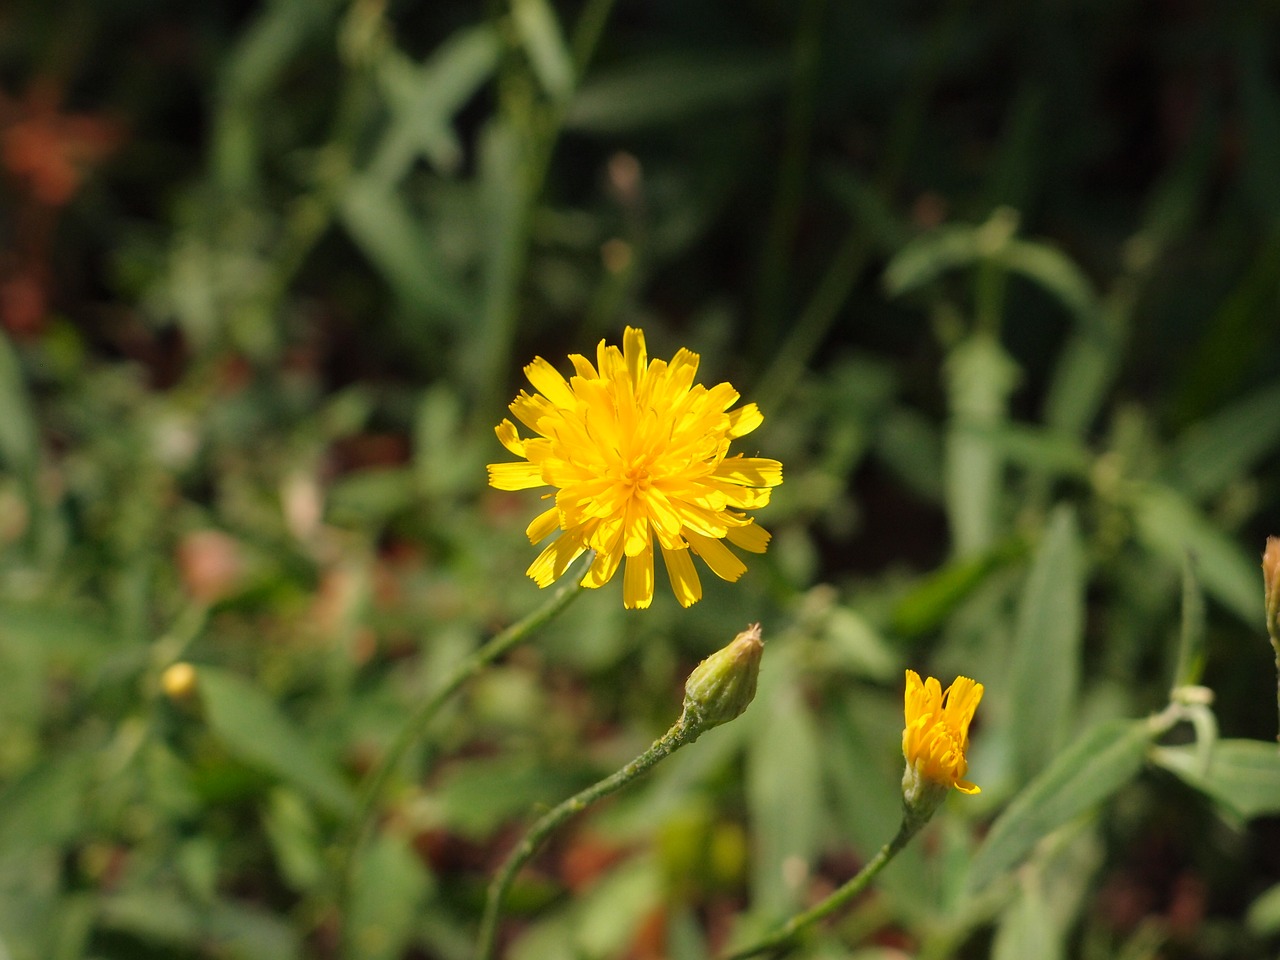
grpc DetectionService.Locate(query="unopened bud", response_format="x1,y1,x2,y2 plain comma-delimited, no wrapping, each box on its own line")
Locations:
1265,537,1280,639
682,623,764,731
161,662,198,700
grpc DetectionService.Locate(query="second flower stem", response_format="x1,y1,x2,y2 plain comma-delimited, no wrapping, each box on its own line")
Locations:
337,571,586,938
721,818,921,960
476,709,703,960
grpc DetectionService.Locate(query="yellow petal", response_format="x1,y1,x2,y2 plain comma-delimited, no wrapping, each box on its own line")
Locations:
524,357,577,408
726,521,771,554
685,529,747,582
488,462,544,490
623,326,648,387
526,534,585,587
714,456,784,487
623,543,654,609
569,353,599,379
727,403,763,438
660,544,702,607
525,506,561,544
583,533,624,588
495,419,526,456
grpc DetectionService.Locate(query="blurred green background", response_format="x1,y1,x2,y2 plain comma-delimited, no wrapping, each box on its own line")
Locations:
3,0,1280,958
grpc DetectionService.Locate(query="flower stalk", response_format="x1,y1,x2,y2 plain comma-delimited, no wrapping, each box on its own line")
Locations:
721,670,982,960
476,624,765,960
720,818,921,960
337,567,587,936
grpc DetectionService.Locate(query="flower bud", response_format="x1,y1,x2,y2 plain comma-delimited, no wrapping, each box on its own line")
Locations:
682,623,764,731
1265,536,1280,639
161,661,198,700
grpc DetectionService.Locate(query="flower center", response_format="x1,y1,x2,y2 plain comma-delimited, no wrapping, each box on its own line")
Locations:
621,457,653,491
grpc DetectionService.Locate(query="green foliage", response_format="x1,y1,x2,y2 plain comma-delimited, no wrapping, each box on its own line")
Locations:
2,0,1280,958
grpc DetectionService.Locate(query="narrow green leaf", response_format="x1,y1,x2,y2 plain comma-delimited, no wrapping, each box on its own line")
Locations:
967,719,1153,894
746,662,825,915
345,833,433,960
1152,740,1280,821
992,876,1063,960
1172,552,1206,690
883,224,984,297
1166,380,1280,499
1042,318,1120,437
0,332,37,479
198,667,357,817
1246,881,1280,935
890,538,1024,638
339,176,472,320
1008,506,1085,780
512,0,575,102
944,335,1020,556
565,53,786,132
373,27,501,178
1131,484,1263,627
997,239,1101,332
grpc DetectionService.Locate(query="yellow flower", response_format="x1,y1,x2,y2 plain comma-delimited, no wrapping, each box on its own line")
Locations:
902,669,983,798
487,327,783,610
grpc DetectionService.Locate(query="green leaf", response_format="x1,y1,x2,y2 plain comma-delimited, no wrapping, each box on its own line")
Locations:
967,719,1153,894
1131,484,1263,627
746,658,825,915
1172,552,1206,690
1008,506,1085,780
197,667,357,817
0,750,93,853
997,239,1101,331
0,332,38,479
373,27,501,178
890,538,1024,638
883,223,989,297
1166,380,1280,498
98,892,302,959
345,833,433,960
1151,739,1280,821
565,53,786,132
943,335,1020,556
1247,881,1280,935
992,876,1063,960
512,0,574,102
339,176,473,320
263,789,325,892
429,754,582,839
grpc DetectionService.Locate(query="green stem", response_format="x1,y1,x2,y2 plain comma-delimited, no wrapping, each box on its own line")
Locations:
476,709,703,960
1270,635,1280,742
720,818,922,960
475,0,619,422
753,0,967,414
337,572,586,932
752,0,826,357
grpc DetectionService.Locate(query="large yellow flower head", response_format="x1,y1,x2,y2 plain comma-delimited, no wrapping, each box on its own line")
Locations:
902,669,983,808
487,327,783,610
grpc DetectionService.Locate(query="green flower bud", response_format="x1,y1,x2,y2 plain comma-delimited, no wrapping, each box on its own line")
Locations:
682,623,764,732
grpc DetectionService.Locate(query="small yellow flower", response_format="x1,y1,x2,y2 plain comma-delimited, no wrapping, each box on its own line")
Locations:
902,669,983,798
487,327,782,610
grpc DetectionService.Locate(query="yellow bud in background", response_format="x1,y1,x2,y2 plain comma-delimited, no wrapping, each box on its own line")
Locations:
161,662,198,701
682,623,764,731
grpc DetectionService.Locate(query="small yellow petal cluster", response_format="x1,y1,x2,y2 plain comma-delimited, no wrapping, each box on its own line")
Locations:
487,327,783,610
902,669,983,796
